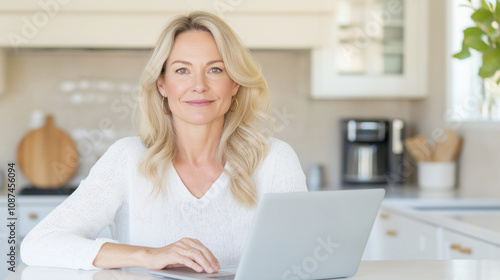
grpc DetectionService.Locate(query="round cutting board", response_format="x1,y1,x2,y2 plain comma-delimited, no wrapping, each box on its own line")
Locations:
17,115,79,189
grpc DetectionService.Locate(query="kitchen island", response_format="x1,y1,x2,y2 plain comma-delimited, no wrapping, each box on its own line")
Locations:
6,260,500,279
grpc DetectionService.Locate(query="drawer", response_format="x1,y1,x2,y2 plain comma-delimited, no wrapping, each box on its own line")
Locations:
442,229,497,259
18,205,56,239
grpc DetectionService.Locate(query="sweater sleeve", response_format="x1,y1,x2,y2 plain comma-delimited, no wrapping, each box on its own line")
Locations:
271,140,308,193
20,138,129,270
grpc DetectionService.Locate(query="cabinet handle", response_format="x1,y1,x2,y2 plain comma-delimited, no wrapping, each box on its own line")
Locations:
450,244,461,250
386,230,398,237
29,213,38,220
459,247,472,255
380,213,389,219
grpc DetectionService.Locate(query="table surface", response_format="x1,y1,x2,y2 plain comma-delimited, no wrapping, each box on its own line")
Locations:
6,260,500,280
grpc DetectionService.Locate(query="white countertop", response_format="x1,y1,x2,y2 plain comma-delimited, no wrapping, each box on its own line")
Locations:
6,260,500,280
381,197,500,246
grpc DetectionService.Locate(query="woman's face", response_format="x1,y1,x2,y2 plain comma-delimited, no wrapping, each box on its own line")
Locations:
157,30,240,127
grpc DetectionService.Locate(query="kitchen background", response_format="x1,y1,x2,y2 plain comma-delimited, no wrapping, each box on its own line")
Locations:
0,0,499,197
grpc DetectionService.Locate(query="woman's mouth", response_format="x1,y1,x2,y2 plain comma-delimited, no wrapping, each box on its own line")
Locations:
185,100,215,107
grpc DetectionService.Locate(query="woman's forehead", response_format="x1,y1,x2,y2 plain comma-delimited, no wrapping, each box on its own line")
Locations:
167,30,223,65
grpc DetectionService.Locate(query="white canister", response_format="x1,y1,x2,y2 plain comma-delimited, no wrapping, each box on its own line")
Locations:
417,161,456,190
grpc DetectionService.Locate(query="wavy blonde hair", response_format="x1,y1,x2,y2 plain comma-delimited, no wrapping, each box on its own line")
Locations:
137,11,272,208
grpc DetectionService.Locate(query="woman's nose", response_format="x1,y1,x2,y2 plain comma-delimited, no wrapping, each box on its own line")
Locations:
191,73,207,93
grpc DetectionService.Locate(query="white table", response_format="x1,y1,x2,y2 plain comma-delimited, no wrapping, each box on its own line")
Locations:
6,260,500,280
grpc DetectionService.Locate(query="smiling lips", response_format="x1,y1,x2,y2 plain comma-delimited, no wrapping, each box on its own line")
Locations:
185,100,215,107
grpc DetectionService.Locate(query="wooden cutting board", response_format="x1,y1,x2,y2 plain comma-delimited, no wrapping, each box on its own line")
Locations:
17,115,79,189
404,134,432,162
431,130,463,162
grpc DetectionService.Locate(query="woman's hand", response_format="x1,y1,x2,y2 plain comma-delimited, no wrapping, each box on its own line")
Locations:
144,237,221,273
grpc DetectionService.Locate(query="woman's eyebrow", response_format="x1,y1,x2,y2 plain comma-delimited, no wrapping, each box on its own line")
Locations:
170,59,223,66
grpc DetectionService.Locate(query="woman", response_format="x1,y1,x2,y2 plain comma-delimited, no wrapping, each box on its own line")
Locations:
20,11,307,273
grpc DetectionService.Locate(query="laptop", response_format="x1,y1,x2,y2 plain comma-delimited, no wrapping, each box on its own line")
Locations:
150,188,385,280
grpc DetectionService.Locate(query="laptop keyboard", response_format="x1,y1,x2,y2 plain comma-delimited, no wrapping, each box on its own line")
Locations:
205,276,235,280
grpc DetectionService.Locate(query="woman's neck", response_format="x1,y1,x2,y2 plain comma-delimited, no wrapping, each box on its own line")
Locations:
173,118,224,166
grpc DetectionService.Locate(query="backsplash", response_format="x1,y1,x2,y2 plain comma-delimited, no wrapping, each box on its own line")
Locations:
1,45,499,197
0,49,415,193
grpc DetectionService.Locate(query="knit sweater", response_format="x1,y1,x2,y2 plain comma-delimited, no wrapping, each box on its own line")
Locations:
20,136,307,270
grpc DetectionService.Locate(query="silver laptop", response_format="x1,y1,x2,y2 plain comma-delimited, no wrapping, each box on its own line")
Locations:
150,189,385,280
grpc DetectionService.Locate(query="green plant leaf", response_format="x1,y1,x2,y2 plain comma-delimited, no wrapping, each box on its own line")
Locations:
464,26,485,36
467,37,489,51
453,45,472,59
479,48,500,78
481,0,491,10
496,0,500,19
471,8,494,23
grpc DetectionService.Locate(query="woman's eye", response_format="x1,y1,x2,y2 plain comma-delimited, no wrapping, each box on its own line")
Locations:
176,68,189,74
209,67,222,74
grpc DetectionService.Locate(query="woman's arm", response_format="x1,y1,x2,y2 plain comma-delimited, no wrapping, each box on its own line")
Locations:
20,139,129,270
93,238,221,273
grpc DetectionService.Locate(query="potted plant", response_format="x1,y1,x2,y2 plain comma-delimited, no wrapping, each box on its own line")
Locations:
453,0,500,83
453,0,500,118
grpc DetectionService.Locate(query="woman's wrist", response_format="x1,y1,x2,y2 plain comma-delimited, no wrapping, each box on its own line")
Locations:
93,243,153,269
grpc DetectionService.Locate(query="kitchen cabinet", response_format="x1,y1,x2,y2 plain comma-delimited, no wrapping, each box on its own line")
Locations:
442,229,498,260
16,197,112,241
364,209,439,260
0,0,334,49
311,0,429,99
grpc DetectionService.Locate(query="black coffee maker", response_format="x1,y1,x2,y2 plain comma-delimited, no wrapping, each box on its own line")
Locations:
341,119,405,185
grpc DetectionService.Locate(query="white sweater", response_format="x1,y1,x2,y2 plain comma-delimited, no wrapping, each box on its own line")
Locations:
20,136,307,270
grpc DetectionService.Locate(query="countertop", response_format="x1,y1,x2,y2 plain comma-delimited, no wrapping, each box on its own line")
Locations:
6,260,500,280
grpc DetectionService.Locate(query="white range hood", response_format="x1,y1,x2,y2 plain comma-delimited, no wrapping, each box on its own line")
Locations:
0,0,335,49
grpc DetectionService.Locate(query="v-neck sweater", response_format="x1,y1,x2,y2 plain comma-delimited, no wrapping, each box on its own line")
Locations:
20,136,308,270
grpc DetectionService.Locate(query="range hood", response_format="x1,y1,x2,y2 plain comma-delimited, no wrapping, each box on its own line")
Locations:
0,0,335,49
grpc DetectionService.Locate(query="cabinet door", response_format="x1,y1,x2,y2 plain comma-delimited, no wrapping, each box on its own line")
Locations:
442,229,497,259
364,210,439,260
18,205,55,239
311,0,429,99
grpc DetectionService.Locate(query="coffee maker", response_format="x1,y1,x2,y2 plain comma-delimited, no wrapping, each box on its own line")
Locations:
341,119,405,185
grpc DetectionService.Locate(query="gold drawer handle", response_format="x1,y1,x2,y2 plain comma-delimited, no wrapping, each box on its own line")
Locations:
450,244,461,250
459,248,472,255
386,230,398,237
380,213,389,219
29,213,38,220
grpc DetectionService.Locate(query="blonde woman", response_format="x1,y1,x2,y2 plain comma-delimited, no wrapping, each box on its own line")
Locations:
20,11,307,273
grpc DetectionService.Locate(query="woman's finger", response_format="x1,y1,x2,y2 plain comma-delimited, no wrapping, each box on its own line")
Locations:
179,252,204,273
183,247,216,273
183,239,220,270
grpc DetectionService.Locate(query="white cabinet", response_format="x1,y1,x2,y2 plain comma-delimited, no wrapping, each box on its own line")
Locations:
311,0,429,99
441,229,497,260
17,197,112,241
0,0,334,49
364,210,439,260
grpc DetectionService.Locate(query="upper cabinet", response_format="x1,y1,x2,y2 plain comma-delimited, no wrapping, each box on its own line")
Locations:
0,0,334,49
311,0,429,99
0,0,429,99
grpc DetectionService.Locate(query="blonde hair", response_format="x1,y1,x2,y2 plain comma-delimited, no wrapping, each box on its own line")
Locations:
137,11,272,208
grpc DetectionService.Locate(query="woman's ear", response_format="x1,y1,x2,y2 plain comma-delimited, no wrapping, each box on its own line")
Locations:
157,76,166,96
232,82,240,96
